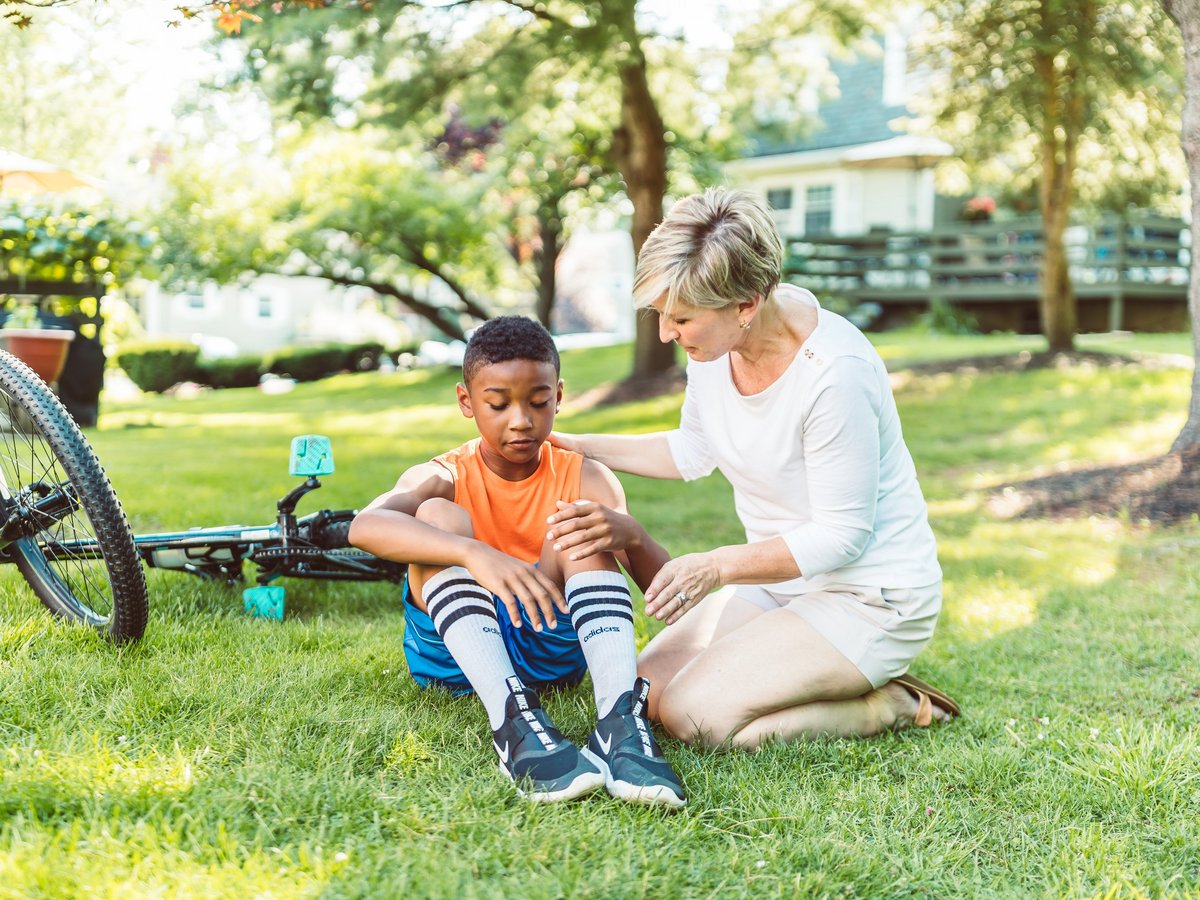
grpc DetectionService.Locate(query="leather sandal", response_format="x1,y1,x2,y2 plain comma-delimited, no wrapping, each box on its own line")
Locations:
895,673,961,726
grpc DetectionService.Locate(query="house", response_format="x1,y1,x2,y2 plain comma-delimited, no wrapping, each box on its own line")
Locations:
725,28,953,239
724,28,1189,334
132,275,429,357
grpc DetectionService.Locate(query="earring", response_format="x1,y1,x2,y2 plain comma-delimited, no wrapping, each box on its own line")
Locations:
738,320,751,329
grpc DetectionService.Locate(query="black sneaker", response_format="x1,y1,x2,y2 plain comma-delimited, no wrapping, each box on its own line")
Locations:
584,677,686,808
492,677,605,802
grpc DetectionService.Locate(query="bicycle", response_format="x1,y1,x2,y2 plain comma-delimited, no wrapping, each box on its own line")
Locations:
0,350,405,644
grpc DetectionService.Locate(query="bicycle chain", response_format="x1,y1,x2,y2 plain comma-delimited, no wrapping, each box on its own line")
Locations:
250,545,369,561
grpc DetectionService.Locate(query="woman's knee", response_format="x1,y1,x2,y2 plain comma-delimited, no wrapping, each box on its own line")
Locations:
414,497,472,536
657,677,740,749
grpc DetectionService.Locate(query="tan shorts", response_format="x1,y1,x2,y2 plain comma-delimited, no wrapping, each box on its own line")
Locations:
735,581,942,689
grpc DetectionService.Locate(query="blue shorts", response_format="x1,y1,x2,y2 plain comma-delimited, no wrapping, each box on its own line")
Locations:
401,576,587,694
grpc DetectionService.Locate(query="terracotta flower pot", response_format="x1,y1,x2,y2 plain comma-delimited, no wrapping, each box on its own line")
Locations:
1,328,75,384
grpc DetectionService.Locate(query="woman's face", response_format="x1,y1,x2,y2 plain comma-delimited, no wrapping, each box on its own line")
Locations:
653,297,743,362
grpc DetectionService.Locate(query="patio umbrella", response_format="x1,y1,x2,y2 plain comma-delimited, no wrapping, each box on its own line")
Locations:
0,148,98,195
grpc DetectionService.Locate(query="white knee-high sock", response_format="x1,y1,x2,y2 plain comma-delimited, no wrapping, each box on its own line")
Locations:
566,570,637,718
424,566,519,729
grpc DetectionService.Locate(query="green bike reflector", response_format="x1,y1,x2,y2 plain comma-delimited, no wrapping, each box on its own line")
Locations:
289,434,334,477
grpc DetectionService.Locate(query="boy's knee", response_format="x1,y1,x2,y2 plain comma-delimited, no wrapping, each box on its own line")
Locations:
540,530,619,580
415,498,472,536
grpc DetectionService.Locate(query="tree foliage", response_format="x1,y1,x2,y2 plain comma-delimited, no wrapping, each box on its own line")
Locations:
916,0,1183,351
219,0,867,376
0,203,153,287
151,127,511,341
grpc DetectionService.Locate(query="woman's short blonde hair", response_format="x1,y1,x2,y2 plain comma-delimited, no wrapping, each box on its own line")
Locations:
633,187,785,315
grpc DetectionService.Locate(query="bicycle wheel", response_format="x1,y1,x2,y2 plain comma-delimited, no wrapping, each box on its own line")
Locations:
0,351,148,642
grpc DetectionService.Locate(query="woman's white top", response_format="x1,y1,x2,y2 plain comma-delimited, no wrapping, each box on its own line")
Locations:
666,288,941,593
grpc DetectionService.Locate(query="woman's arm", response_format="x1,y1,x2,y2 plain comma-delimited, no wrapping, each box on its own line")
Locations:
548,431,683,480
642,538,801,624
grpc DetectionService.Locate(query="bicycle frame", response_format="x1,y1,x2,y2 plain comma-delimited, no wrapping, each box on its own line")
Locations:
13,475,405,587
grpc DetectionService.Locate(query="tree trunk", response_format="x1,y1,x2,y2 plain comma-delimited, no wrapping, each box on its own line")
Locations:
534,209,559,329
1163,0,1200,451
612,44,676,379
1036,41,1077,353
1040,196,1076,351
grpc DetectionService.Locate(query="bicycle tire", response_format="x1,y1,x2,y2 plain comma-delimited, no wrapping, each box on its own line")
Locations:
0,351,148,643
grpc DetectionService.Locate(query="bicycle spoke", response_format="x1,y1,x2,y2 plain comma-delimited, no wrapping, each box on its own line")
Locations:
0,389,115,620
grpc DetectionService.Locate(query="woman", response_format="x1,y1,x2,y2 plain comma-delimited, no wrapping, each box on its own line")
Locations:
547,187,958,750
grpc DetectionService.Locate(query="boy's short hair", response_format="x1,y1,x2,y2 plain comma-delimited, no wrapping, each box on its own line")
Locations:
632,187,784,316
462,315,560,384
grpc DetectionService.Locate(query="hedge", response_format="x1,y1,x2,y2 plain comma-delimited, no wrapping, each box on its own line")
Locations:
195,354,264,390
263,344,350,382
116,341,200,393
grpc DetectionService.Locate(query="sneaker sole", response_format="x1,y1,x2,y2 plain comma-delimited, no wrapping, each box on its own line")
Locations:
580,749,687,809
498,762,605,803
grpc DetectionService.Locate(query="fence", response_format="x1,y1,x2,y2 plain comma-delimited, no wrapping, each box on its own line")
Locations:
783,215,1190,332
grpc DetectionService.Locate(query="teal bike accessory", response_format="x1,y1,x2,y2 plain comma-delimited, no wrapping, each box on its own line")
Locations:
244,585,286,621
290,435,334,477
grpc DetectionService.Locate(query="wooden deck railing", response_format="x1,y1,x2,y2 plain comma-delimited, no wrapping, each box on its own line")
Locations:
783,215,1189,331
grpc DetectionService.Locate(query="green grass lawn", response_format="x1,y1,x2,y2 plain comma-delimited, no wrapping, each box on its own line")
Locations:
2,333,1198,897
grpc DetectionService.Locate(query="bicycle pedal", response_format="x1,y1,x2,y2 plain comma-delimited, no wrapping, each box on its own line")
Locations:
243,585,285,621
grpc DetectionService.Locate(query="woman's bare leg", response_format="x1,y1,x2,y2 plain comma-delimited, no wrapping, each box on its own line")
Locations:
654,607,931,749
636,589,767,720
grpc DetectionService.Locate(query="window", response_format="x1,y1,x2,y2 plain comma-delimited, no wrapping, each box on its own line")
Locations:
257,295,273,319
766,188,794,234
766,188,793,213
804,185,834,236
183,293,207,312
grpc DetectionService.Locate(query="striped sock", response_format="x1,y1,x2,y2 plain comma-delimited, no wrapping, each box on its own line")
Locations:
566,570,637,718
424,566,519,729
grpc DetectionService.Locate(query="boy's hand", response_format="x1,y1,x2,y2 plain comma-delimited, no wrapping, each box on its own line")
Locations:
546,499,643,561
464,543,567,631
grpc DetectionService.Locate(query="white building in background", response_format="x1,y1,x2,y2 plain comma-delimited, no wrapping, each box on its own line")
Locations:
725,25,955,238
134,275,428,356
552,227,637,340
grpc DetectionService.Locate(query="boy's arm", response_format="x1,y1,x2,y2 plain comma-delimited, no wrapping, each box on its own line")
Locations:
348,462,462,564
349,462,568,626
546,458,670,594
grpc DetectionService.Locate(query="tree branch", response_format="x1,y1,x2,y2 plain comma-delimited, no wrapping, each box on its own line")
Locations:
497,0,575,30
321,273,470,341
398,238,492,321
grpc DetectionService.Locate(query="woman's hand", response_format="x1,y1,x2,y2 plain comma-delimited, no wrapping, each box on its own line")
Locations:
643,552,723,625
546,499,643,561
463,542,567,631
546,431,583,455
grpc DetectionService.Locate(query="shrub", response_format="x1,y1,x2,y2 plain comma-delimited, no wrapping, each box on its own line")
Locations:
917,297,979,335
116,341,200,393
196,354,264,389
264,344,348,382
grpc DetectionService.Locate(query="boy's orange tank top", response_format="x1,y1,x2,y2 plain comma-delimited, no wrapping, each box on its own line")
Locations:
433,438,583,563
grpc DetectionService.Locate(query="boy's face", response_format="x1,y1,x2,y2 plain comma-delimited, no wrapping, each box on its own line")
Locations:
457,358,562,476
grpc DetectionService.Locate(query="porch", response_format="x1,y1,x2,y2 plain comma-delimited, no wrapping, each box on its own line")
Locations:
783,215,1190,332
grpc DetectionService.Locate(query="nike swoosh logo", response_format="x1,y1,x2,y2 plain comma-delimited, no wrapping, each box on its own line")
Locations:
595,732,613,755
494,740,510,764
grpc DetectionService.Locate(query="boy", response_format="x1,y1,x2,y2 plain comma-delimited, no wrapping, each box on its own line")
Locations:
349,316,685,807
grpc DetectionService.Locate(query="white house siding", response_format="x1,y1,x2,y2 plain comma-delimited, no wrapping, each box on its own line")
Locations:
137,275,420,355
726,151,938,239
